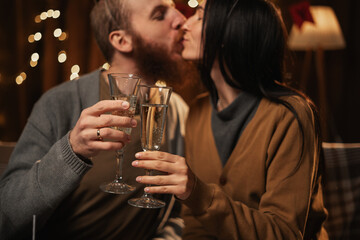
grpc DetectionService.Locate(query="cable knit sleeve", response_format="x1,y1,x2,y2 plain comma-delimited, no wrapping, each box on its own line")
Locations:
0,80,93,239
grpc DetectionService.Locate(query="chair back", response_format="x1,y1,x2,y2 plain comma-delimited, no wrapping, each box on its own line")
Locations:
322,142,360,240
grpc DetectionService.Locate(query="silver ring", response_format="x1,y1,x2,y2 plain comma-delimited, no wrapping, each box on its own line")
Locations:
97,128,103,141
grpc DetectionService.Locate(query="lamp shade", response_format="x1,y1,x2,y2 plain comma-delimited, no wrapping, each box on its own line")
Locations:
288,6,346,50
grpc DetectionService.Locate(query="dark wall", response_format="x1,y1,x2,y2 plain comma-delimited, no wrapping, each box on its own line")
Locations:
279,0,360,142
0,0,359,142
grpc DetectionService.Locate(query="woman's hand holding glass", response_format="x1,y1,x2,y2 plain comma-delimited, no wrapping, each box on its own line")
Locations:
132,151,196,200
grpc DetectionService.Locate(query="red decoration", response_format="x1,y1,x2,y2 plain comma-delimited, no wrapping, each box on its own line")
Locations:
289,1,314,29
175,3,195,18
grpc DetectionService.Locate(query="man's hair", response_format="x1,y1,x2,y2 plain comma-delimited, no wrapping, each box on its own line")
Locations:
90,0,131,62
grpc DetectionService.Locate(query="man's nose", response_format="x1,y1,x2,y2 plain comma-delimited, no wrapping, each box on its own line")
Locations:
172,9,186,30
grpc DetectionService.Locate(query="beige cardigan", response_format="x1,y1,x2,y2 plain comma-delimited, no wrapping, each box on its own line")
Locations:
181,93,328,240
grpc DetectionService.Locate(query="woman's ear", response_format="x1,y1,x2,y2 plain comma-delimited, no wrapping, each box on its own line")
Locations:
109,30,133,53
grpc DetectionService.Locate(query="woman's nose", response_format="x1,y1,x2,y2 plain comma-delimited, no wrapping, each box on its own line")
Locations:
181,19,191,32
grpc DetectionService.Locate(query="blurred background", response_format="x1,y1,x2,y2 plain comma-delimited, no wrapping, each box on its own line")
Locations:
0,0,359,143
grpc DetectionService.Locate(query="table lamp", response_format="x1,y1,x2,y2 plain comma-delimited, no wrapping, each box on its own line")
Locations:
288,4,346,140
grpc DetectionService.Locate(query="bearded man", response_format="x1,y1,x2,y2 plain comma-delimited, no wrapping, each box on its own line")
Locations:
0,0,188,239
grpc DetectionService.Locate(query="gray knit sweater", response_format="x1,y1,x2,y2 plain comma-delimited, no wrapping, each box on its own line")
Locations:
0,70,188,239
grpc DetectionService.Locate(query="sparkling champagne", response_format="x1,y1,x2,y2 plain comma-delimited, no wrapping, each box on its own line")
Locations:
111,95,137,135
140,103,168,151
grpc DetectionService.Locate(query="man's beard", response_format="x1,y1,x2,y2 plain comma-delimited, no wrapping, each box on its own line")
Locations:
131,31,199,90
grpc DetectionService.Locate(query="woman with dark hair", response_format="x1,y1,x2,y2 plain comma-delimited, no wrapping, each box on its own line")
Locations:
132,0,328,239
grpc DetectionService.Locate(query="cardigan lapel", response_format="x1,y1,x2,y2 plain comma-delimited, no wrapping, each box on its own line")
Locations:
204,98,225,171
221,98,266,173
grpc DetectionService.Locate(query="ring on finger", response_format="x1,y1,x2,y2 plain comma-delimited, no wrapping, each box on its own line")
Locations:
97,128,103,141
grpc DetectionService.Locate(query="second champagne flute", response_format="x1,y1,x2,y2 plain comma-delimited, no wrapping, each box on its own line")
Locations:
128,85,172,208
99,73,140,194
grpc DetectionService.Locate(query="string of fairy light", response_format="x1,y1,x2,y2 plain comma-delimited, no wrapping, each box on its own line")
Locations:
14,1,199,86
188,0,199,8
15,9,82,86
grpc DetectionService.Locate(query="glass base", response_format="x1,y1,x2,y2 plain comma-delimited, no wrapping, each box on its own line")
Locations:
99,180,136,194
128,197,166,209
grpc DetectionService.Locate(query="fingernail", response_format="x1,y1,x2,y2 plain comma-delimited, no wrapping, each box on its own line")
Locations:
144,187,150,192
135,153,141,158
136,176,142,182
131,119,137,127
122,101,129,108
132,161,138,166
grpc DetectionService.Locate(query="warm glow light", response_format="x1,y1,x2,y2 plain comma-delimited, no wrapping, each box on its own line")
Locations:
288,6,346,50
71,65,80,74
34,15,41,23
70,73,79,80
188,0,199,8
53,10,61,19
34,32,42,41
58,32,67,41
102,62,110,70
31,53,39,62
28,34,35,43
53,28,62,38
47,9,54,18
16,75,24,85
40,12,47,20
20,72,27,80
30,60,38,67
58,51,67,63
16,73,27,85
155,80,167,87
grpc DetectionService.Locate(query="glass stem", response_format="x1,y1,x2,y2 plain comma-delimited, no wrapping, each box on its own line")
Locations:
143,169,153,198
115,149,124,182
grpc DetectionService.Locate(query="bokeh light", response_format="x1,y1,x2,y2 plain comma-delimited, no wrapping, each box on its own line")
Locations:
70,73,79,81
30,60,38,67
20,72,27,80
28,34,35,43
71,65,80,74
34,15,41,23
47,9,54,18
102,63,110,70
40,12,47,20
16,76,24,85
53,28,62,38
53,10,61,19
31,53,39,62
16,72,27,85
58,32,67,41
58,51,67,63
34,32,42,41
188,0,199,8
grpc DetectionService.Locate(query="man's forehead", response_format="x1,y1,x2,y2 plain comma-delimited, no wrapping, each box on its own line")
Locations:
127,0,175,15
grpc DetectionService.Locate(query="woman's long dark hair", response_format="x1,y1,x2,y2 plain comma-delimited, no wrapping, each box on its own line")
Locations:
201,0,322,176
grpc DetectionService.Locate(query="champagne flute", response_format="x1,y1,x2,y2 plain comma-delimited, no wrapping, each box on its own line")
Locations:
128,85,172,208
100,73,141,194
